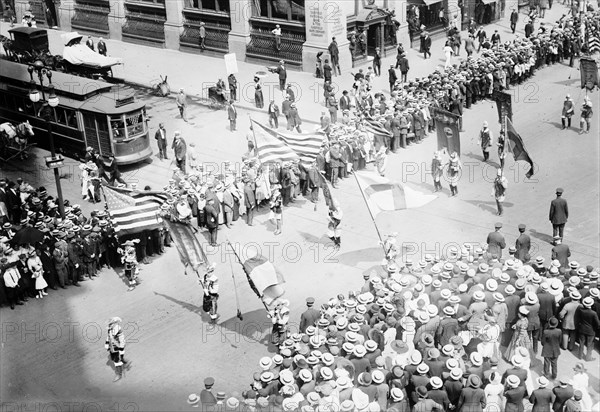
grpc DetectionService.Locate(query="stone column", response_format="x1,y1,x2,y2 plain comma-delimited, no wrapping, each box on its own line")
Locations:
14,0,28,20
228,0,251,59
164,0,184,49
108,0,125,41
57,0,74,31
302,0,351,73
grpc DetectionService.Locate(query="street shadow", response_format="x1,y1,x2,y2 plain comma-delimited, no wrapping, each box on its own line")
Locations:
153,291,212,323
529,228,554,245
298,231,331,245
335,246,382,267
462,199,514,215
218,308,277,351
542,120,564,130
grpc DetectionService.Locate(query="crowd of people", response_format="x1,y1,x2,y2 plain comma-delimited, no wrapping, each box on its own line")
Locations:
190,223,599,411
0,175,171,309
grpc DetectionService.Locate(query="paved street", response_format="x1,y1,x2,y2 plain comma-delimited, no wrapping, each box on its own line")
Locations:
1,3,599,411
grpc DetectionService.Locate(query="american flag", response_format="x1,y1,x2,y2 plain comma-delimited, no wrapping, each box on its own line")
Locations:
251,120,323,165
103,185,168,235
364,115,392,137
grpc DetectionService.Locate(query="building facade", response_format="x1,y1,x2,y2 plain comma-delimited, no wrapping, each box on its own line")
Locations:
10,0,494,71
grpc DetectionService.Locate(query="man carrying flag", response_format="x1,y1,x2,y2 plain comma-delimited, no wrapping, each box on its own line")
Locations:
505,118,535,178
327,199,343,247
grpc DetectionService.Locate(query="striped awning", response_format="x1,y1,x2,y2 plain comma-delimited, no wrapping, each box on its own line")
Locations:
408,0,443,6
482,0,498,4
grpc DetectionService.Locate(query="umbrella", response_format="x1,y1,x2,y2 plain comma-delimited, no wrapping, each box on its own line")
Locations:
10,227,44,246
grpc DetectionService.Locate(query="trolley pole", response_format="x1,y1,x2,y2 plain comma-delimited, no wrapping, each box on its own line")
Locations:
28,60,65,219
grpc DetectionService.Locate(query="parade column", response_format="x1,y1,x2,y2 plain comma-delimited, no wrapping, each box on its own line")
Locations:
164,0,184,50
108,0,125,41
228,0,252,59
302,0,351,74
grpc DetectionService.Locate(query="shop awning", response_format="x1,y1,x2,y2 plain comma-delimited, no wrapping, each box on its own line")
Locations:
408,0,443,6
481,0,497,4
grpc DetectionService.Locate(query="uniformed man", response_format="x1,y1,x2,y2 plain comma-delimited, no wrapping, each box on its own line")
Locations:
82,233,97,279
53,231,69,288
104,317,133,382
478,121,493,161
119,240,140,291
299,297,320,333
486,222,506,259
270,300,290,346
200,377,217,408
551,237,571,269
514,224,531,263
203,265,219,323
327,200,343,247
549,187,568,243
561,95,574,129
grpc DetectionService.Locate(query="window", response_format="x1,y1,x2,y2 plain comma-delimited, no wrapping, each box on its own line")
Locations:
254,0,305,22
53,108,79,128
134,0,165,4
125,111,145,137
110,115,126,140
186,0,230,12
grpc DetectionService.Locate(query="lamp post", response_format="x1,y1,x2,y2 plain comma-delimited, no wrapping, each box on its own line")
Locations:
28,60,65,219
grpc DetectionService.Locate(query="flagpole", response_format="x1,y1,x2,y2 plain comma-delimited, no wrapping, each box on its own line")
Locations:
352,172,386,254
227,244,244,320
226,239,270,312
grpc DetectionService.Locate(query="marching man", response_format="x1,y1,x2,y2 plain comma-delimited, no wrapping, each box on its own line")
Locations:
118,240,140,291
327,199,343,247
105,317,133,382
203,264,220,323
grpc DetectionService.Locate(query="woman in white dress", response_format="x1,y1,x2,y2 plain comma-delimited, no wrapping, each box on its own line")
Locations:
443,41,455,68
516,346,535,396
570,363,593,411
27,250,48,299
484,371,504,412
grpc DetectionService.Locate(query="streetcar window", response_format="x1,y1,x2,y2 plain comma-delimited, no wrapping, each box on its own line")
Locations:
55,108,66,124
65,109,78,128
110,115,126,140
125,112,144,137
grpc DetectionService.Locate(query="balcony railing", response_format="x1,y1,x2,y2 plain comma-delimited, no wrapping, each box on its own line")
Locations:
179,9,230,53
246,25,304,65
71,1,110,35
122,2,166,43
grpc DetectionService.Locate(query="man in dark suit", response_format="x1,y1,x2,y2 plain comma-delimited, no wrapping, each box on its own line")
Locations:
328,37,340,75
154,123,168,159
502,356,528,390
299,297,320,333
541,317,561,379
204,198,219,246
509,8,519,33
551,237,571,269
5,181,22,224
486,222,506,259
339,90,351,111
515,223,531,263
388,65,398,93
529,376,553,411
171,132,187,173
397,53,410,83
275,60,287,91
549,187,568,242
281,96,292,128
227,100,237,132
575,297,600,361
553,380,574,412
307,162,321,204
537,283,556,331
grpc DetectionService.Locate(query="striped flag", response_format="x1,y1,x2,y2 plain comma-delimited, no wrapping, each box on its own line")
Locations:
242,254,285,306
251,119,323,164
364,115,392,137
102,185,167,235
505,118,535,179
355,171,436,218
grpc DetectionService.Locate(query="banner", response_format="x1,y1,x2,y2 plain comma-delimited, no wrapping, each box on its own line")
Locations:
251,119,323,165
580,57,599,91
316,170,334,209
242,255,285,306
431,108,461,156
355,171,436,219
224,53,238,75
506,118,535,179
492,90,513,123
163,220,210,273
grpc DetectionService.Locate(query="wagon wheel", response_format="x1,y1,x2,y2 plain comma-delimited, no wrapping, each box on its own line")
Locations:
209,97,220,110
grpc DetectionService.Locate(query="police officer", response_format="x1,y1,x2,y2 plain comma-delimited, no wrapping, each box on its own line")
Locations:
299,297,320,333
66,232,82,286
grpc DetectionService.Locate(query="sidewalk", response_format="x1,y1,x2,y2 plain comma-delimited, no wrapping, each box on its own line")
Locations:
0,4,568,125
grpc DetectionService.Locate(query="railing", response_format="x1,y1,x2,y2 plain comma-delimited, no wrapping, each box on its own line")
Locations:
179,9,230,53
246,25,304,65
122,2,166,43
71,1,110,35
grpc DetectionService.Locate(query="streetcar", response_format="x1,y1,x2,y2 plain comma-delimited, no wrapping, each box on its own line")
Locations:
0,60,152,165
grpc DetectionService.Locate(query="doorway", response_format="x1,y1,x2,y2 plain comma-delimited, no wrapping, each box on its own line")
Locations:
366,24,382,55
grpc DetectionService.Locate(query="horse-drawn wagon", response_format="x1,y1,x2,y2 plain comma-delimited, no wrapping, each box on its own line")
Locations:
0,120,36,161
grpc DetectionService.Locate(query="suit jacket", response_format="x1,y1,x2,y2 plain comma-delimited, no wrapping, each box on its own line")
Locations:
227,104,237,120
276,65,287,81
388,68,398,84
268,103,280,117
549,197,568,224
154,127,167,143
203,204,218,229
575,306,600,335
541,327,561,357
515,233,531,262
339,95,351,111
486,231,506,258
563,399,582,412
502,368,527,389
537,291,556,322
457,387,486,412
559,301,579,329
281,100,292,116
6,188,21,211
551,244,570,268
552,386,574,412
328,41,339,57
172,138,187,160
530,388,554,412
505,386,526,412
299,308,320,333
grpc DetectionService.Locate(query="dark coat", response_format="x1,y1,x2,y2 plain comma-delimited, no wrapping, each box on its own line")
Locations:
505,386,526,412
575,306,600,335
203,204,219,229
549,197,568,224
529,388,554,412
537,291,556,322
551,244,571,268
172,137,187,161
486,231,506,258
444,379,463,406
299,308,320,333
515,233,531,262
552,385,574,412
281,99,292,117
541,327,561,358
389,68,398,85
502,368,527,389
457,387,486,412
